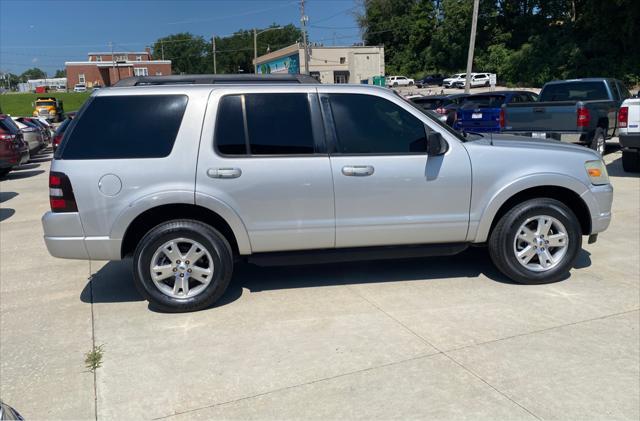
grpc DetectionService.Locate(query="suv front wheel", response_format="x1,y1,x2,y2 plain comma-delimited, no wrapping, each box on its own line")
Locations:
133,219,233,312
489,198,582,284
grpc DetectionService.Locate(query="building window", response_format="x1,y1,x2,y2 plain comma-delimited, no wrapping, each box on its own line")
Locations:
136,55,142,61
155,71,163,76
134,68,149,77
340,57,346,64
95,56,102,62
78,74,85,84
115,55,127,61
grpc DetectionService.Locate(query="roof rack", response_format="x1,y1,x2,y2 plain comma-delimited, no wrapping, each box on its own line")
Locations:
113,74,320,87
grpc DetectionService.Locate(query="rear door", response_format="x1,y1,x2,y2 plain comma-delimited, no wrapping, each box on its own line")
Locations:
196,87,335,253
319,88,471,248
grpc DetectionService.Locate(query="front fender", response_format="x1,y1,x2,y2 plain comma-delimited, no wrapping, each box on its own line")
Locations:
469,173,590,243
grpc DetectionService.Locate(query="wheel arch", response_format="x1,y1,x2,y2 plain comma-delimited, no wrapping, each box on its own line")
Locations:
120,203,250,259
472,177,593,243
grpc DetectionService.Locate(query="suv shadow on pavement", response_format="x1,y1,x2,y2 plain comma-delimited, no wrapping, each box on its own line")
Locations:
81,248,590,312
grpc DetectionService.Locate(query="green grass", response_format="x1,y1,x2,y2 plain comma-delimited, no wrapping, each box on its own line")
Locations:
84,344,105,372
0,91,91,116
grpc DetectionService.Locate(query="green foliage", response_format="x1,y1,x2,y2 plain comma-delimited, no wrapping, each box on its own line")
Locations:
54,69,66,78
84,344,105,373
19,67,46,81
151,25,301,75
359,0,640,87
0,92,91,116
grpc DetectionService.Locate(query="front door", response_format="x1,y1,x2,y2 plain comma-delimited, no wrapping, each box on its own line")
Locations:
196,88,334,253
320,91,472,248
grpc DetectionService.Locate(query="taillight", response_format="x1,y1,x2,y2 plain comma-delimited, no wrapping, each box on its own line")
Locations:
618,106,628,128
499,108,505,128
577,106,590,127
53,134,62,146
0,133,15,142
49,171,78,212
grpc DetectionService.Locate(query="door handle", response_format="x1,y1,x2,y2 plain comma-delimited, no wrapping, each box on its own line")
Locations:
342,165,374,177
207,168,242,179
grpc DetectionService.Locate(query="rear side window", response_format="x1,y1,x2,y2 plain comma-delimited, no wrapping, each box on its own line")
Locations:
328,94,427,154
60,95,188,159
215,93,315,155
540,82,609,102
462,95,506,108
0,118,19,134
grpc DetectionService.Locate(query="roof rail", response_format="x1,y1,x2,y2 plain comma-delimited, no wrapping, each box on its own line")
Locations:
113,74,320,87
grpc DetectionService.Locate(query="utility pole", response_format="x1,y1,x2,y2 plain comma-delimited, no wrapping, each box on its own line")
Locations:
161,40,165,60
109,41,117,85
300,0,309,75
253,28,258,74
212,36,217,74
464,0,479,94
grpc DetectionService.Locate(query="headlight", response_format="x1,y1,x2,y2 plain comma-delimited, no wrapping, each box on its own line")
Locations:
585,160,609,185
49,110,56,114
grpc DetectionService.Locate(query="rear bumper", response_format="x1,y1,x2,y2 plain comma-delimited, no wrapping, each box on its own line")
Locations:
42,211,122,261
581,183,614,234
620,134,640,150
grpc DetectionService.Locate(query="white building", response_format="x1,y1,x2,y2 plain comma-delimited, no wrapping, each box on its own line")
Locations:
17,77,67,92
254,43,385,84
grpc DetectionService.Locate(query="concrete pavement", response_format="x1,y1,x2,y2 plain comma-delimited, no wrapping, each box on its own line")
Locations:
0,146,638,420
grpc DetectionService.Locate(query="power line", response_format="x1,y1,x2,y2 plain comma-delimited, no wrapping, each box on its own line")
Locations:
167,1,297,25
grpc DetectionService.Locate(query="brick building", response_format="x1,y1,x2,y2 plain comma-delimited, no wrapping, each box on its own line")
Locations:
65,49,171,88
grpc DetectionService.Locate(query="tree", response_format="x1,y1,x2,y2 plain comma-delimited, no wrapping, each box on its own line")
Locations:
54,69,66,78
152,33,210,74
20,67,46,81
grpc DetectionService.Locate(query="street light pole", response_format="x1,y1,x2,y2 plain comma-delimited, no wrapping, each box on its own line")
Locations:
253,27,283,74
300,0,309,75
464,0,480,94
212,35,217,74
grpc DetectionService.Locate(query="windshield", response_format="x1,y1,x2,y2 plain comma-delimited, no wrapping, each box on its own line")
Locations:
449,74,465,79
461,95,506,108
36,101,56,107
540,82,609,101
411,98,447,110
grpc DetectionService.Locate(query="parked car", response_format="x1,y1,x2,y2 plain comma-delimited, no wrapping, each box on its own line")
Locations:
452,73,494,89
11,117,44,154
386,76,415,87
0,115,29,177
416,74,444,88
455,91,539,133
443,73,467,88
618,97,640,172
501,78,631,154
43,79,613,312
52,113,76,152
74,84,87,92
410,94,469,126
17,117,51,145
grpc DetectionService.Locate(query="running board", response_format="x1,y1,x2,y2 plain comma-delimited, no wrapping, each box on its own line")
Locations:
247,243,469,266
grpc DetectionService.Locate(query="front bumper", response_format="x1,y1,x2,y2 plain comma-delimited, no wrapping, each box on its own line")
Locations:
581,183,613,234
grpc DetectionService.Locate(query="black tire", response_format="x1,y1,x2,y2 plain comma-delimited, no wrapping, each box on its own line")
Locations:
133,219,233,312
589,127,606,155
393,82,398,87
409,81,414,86
622,150,640,172
485,81,490,87
489,198,582,284
0,168,10,178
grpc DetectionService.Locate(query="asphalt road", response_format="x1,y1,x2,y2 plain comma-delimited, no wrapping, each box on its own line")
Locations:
0,145,638,420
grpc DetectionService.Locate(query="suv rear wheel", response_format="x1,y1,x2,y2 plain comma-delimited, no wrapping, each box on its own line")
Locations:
133,219,233,312
590,128,606,155
489,198,582,284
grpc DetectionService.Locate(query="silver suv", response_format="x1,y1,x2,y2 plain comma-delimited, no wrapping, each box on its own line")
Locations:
43,79,613,312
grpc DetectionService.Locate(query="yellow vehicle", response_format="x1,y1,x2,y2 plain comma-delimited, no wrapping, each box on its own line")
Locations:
32,97,64,122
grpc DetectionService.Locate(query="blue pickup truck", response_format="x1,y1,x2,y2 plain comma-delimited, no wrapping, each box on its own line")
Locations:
454,91,539,133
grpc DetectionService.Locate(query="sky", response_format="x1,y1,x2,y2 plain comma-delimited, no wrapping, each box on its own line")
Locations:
0,0,362,75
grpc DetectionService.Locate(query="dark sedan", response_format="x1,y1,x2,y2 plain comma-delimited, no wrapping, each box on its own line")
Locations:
416,74,445,88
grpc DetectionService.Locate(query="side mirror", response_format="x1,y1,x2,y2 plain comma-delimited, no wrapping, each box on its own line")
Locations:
426,131,449,156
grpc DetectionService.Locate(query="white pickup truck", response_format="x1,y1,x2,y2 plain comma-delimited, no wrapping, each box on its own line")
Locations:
619,97,640,172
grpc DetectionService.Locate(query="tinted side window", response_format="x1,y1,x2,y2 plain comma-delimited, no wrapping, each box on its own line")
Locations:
245,94,314,155
328,94,427,154
215,93,315,155
215,95,247,155
61,95,187,159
